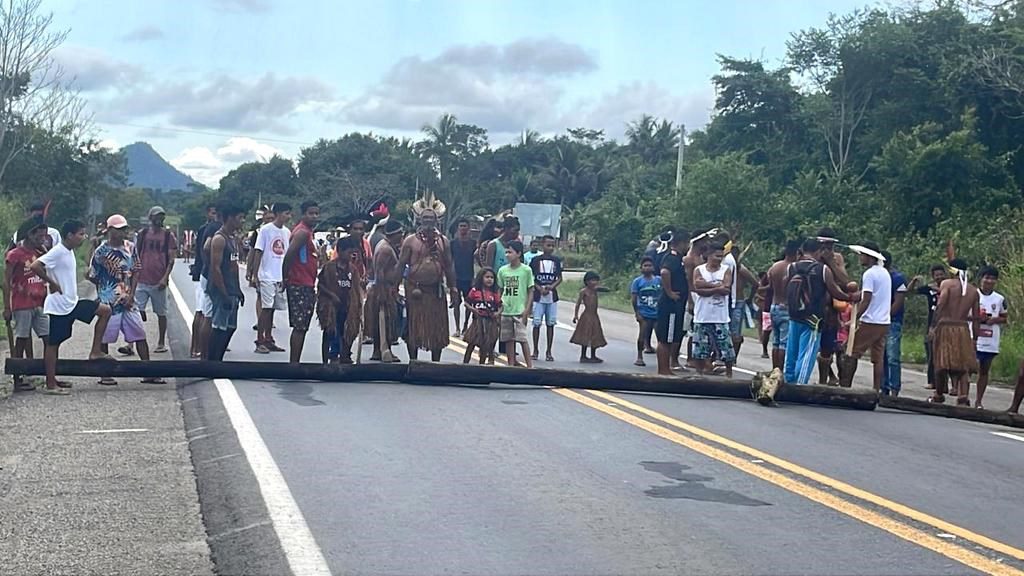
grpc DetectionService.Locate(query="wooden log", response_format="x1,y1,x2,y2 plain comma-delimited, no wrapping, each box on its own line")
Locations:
4,359,409,382
879,396,1024,429
774,382,878,411
405,360,756,398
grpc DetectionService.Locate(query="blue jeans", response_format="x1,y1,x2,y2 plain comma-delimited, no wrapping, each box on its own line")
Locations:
328,308,350,359
885,321,903,393
784,320,822,384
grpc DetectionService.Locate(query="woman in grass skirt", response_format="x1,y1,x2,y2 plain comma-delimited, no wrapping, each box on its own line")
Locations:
462,268,502,364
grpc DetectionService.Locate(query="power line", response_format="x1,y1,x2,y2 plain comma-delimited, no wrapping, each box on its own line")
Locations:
96,120,317,146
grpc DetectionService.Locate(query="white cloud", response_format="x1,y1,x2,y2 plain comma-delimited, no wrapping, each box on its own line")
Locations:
216,137,282,162
120,25,164,42
569,82,714,139
98,138,119,150
53,46,145,92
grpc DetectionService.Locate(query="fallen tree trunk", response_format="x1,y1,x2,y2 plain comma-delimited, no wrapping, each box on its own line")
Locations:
775,383,878,411
879,396,1024,429
4,359,409,383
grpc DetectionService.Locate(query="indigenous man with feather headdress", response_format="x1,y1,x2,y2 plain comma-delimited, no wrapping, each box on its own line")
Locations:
928,258,981,405
399,191,458,361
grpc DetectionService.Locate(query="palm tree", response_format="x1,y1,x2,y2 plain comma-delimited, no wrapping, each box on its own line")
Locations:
418,113,459,182
625,114,679,165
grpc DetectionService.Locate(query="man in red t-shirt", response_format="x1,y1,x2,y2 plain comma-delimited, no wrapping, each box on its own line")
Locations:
283,201,321,364
3,221,51,391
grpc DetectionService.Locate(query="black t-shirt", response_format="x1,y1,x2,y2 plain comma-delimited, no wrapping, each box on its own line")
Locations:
658,250,688,308
917,284,941,326
450,236,476,281
530,254,563,302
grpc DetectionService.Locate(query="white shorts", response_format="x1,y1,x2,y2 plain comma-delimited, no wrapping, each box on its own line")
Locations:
199,277,214,318
258,280,287,311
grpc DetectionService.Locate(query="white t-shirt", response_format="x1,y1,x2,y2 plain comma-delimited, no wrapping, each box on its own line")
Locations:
860,264,892,325
723,253,739,305
977,291,1007,354
38,242,79,315
255,223,289,282
694,264,730,324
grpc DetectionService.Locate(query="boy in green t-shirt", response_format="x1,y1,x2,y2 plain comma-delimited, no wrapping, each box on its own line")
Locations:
497,240,534,367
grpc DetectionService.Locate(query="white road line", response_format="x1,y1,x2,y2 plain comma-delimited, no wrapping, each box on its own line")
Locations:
169,277,332,576
76,428,149,434
991,432,1024,444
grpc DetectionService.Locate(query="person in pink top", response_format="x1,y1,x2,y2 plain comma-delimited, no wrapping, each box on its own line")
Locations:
283,201,321,364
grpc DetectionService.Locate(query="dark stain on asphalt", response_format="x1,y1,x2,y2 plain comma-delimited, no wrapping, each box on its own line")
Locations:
640,461,770,506
274,382,325,407
501,400,529,405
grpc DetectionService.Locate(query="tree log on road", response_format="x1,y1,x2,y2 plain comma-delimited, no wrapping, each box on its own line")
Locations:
879,396,1024,429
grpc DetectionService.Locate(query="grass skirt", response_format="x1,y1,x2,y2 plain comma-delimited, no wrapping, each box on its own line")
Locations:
932,320,978,374
404,281,450,351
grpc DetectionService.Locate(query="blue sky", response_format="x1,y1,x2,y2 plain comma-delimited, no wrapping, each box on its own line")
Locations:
50,0,868,185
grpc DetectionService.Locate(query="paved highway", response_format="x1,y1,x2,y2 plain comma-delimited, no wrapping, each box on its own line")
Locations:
165,262,1024,576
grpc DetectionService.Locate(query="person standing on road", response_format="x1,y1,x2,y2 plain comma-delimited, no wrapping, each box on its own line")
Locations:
765,240,800,371
462,267,501,365
317,235,361,365
283,201,321,364
450,217,476,338
90,215,160,385
30,220,114,395
250,203,291,354
485,215,520,271
815,230,850,386
570,271,607,364
523,238,542,266
245,205,273,281
908,264,949,389
497,240,534,368
530,235,563,362
4,221,51,392
127,206,176,356
631,256,661,367
190,205,218,358
974,266,1007,409
692,241,735,378
399,208,458,362
656,232,689,376
682,231,708,370
881,251,909,396
206,204,246,363
928,258,981,405
839,242,890,391
719,231,756,359
366,219,404,362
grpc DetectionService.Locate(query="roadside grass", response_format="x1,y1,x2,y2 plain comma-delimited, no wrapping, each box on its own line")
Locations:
560,276,635,315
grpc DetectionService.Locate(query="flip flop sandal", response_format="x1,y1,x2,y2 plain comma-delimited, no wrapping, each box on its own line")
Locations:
927,396,945,404
117,345,135,356
97,378,118,386
140,378,167,385
14,381,36,392
546,354,555,362
956,396,970,406
56,381,73,389
634,360,646,367
40,387,70,396
153,346,169,354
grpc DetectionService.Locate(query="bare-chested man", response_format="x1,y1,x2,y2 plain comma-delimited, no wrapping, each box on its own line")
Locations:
367,219,404,361
765,239,800,370
682,232,710,369
929,259,981,405
399,209,458,361
816,228,850,385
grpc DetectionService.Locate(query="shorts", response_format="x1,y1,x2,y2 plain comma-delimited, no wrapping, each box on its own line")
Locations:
770,305,790,350
198,277,214,317
682,309,694,333
135,283,168,316
456,279,472,298
12,307,48,338
48,299,100,346
977,351,998,368
729,305,744,339
851,322,888,364
692,322,737,363
258,280,287,311
209,292,240,332
532,301,558,327
286,285,316,331
500,315,528,343
102,309,146,344
656,300,686,344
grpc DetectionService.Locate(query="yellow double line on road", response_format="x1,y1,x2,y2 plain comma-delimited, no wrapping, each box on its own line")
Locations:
446,334,1024,574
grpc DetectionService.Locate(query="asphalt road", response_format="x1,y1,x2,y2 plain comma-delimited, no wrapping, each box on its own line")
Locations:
166,261,1024,576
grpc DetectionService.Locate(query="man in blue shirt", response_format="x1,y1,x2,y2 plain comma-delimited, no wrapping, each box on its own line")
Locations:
631,256,661,366
882,251,909,396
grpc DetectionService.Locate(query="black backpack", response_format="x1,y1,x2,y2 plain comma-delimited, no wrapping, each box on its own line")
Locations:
786,260,824,322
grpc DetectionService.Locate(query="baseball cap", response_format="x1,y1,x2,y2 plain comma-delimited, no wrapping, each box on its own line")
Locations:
106,214,129,229
148,206,166,217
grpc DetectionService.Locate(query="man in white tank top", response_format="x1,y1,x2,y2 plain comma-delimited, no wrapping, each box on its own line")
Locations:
691,241,735,377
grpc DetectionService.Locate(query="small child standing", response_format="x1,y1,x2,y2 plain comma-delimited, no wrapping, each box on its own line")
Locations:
497,240,534,368
630,257,660,366
571,271,607,363
462,268,502,364
316,236,361,365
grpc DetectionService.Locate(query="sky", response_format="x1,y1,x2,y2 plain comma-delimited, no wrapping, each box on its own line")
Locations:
49,0,869,186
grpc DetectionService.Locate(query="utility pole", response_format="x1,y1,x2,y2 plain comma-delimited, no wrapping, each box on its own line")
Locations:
675,124,686,195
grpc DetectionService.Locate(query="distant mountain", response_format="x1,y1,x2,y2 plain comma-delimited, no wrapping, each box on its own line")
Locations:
121,142,196,192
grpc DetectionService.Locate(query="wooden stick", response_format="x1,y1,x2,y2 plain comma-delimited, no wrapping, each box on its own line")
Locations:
845,302,859,357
